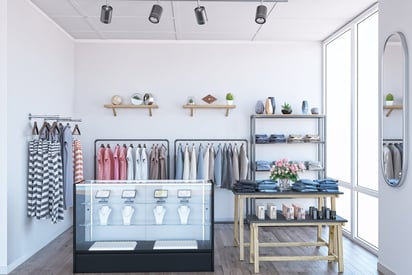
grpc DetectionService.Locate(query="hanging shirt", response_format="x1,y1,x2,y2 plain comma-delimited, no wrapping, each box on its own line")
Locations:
113,144,120,180
159,144,168,179
239,143,249,180
183,145,190,180
189,145,197,180
119,146,128,180
127,146,134,180
197,144,205,180
141,147,148,180
73,139,84,183
203,145,210,181
214,144,222,187
150,145,159,180
62,124,73,209
97,146,105,180
103,146,114,180
134,147,142,180
232,144,240,182
208,145,215,181
175,144,184,180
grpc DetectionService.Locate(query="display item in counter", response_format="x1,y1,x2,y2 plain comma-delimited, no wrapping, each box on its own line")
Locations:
122,205,135,225
267,203,277,219
178,205,191,224
305,160,323,170
153,205,166,225
99,205,112,225
304,134,321,142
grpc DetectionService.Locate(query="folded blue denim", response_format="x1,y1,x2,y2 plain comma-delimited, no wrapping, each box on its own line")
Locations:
255,134,269,144
269,134,287,143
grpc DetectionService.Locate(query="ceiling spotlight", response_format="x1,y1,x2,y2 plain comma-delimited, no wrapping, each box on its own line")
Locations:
255,4,267,24
149,4,163,24
194,0,207,25
100,4,113,24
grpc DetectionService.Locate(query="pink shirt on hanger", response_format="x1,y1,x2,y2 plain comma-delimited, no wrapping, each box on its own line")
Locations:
103,146,114,180
97,146,105,180
119,146,128,180
113,144,120,180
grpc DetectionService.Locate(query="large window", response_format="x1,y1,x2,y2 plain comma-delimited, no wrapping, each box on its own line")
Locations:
324,6,378,253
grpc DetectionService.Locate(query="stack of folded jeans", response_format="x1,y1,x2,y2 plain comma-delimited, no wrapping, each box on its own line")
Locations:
292,179,320,192
269,134,287,143
255,160,271,171
233,180,258,193
256,179,278,192
304,134,321,142
314,178,339,192
288,134,304,143
255,134,269,144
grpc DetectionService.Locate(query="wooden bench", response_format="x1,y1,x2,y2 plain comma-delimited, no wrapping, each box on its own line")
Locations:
247,214,347,273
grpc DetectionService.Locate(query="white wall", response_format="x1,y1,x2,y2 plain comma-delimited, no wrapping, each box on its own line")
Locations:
0,0,8,273
5,0,75,272
379,0,412,274
74,40,322,221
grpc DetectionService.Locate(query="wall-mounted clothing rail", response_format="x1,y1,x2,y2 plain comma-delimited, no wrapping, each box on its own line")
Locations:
28,113,82,122
383,138,403,142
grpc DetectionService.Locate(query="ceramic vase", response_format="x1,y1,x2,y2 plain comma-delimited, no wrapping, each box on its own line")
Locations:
269,97,276,114
302,100,309,114
265,98,273,115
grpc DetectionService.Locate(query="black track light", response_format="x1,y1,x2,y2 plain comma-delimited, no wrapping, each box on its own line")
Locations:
194,6,207,25
255,4,267,24
149,4,163,24
100,4,113,24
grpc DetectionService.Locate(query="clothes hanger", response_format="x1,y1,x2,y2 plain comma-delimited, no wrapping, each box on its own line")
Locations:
50,121,60,134
32,121,39,136
72,124,81,135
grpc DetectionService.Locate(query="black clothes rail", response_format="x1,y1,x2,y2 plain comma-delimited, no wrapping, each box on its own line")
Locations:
173,138,249,189
94,139,170,180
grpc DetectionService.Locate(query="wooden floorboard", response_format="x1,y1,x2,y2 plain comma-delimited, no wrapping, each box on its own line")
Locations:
9,224,379,275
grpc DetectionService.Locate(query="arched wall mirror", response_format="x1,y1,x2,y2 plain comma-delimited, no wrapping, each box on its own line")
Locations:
381,32,409,187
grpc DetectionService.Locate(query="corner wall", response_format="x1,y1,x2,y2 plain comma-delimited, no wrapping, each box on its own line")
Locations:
379,0,412,274
5,0,75,272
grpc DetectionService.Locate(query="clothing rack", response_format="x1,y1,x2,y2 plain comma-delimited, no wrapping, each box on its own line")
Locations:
94,138,170,179
383,138,403,142
28,113,82,122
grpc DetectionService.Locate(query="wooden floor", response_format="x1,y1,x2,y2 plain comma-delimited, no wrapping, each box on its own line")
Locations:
10,224,379,275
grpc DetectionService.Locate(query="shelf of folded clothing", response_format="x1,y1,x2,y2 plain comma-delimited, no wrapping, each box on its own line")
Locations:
383,105,402,117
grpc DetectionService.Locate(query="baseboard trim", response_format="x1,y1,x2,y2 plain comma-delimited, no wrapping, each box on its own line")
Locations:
377,262,396,275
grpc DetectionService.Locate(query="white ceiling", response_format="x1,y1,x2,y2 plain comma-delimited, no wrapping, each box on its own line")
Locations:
30,0,377,41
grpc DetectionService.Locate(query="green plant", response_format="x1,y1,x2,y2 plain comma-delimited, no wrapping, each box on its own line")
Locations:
226,93,234,100
281,102,292,111
385,93,394,101
133,95,141,100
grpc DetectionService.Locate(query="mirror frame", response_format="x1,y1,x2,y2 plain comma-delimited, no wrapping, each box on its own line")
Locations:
381,32,409,187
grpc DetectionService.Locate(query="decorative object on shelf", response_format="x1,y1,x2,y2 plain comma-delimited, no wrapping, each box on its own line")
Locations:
255,100,265,114
98,205,112,225
178,205,191,224
311,107,319,114
187,96,196,105
202,94,217,104
143,93,154,105
301,100,309,114
385,93,394,106
153,205,166,224
111,95,123,105
131,93,143,105
281,102,292,114
265,98,273,114
226,93,234,105
122,205,135,225
269,97,276,114
269,158,304,191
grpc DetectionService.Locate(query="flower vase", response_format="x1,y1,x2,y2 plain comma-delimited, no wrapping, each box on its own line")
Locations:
278,178,291,192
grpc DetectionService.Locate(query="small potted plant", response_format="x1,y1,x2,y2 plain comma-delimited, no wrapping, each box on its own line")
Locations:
226,93,234,105
187,96,195,105
131,93,143,105
385,93,394,106
281,103,292,114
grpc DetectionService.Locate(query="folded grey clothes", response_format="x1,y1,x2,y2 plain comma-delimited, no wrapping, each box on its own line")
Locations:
304,134,321,142
305,160,323,170
288,134,304,143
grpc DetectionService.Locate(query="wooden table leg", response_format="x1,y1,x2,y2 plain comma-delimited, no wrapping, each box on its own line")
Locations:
253,224,260,274
250,224,254,263
337,225,344,273
234,194,239,246
328,225,335,261
239,196,245,261
317,197,323,241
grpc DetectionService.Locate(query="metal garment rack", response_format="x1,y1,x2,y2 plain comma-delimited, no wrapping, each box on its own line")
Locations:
94,138,170,179
28,113,82,122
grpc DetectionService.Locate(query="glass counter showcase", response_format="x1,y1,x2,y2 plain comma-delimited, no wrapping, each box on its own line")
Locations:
74,180,214,273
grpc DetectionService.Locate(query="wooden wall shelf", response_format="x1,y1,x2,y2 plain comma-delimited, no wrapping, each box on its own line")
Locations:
383,105,402,117
182,104,236,117
104,104,159,117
